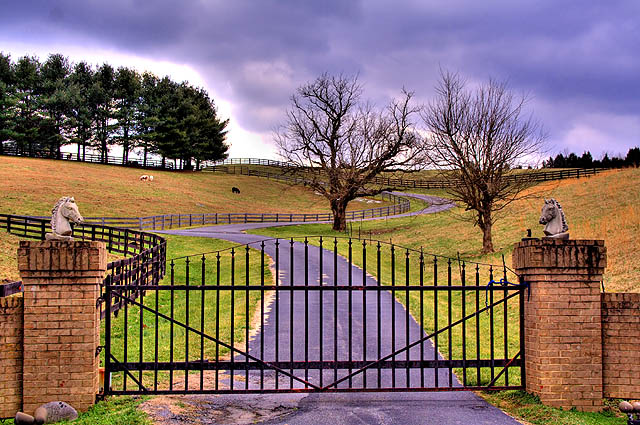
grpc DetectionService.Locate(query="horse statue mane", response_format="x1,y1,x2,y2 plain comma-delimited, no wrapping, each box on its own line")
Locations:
539,198,569,239
45,197,84,241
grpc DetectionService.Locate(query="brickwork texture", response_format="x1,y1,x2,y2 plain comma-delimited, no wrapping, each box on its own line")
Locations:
513,239,607,412
602,292,640,398
18,240,106,414
0,295,24,419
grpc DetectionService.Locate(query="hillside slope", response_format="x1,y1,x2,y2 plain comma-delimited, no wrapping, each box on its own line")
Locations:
0,156,393,216
255,168,640,292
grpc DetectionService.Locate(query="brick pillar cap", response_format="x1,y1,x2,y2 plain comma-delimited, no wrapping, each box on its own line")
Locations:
513,238,606,271
18,239,107,274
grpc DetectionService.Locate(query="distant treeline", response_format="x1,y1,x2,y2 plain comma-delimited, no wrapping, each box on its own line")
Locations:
542,147,640,169
0,53,228,170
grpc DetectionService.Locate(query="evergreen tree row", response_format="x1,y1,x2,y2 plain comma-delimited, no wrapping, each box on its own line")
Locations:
542,147,640,169
0,53,229,169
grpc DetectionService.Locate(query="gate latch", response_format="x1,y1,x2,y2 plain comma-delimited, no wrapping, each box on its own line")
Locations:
95,345,104,357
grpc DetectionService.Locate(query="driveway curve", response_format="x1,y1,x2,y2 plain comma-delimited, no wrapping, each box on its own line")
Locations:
154,192,521,425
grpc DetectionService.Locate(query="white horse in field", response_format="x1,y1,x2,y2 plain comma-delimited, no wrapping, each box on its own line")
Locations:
45,197,84,240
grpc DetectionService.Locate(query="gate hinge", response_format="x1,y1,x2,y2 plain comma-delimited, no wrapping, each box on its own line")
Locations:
96,295,104,308
96,345,104,357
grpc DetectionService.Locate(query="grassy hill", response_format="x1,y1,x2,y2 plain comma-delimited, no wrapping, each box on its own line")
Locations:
0,156,390,216
255,167,640,293
0,156,391,279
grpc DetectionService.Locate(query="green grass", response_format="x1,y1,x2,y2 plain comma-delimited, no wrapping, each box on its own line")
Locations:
480,391,626,425
1,396,151,425
102,234,272,391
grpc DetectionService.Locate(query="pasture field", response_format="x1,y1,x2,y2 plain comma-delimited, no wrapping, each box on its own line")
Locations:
0,156,389,217
0,156,391,280
256,167,640,293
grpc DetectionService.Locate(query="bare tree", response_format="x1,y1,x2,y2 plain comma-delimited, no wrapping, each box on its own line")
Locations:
421,70,545,253
276,73,423,231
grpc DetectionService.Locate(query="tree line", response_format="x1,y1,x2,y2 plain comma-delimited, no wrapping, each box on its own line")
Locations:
0,53,229,169
542,148,640,169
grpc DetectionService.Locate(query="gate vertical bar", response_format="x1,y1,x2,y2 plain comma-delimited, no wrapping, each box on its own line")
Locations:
348,238,353,388
461,262,467,386
519,276,526,390
245,245,250,389
489,266,495,383
169,260,175,390
475,264,481,386
362,240,367,388
391,244,396,388
433,256,439,387
377,242,381,387
275,240,280,389
215,252,221,391
333,238,338,385
503,263,509,386
419,250,424,387
260,241,265,390
201,254,206,391
304,238,309,388
289,239,294,389
405,249,410,387
318,237,324,388
185,257,190,392
447,259,453,387
230,249,235,391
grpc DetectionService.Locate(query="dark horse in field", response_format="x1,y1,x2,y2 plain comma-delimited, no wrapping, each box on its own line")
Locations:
232,187,240,194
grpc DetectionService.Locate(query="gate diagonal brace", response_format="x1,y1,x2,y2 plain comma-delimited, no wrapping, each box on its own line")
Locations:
107,291,320,390
486,350,521,388
109,353,149,392
321,290,521,391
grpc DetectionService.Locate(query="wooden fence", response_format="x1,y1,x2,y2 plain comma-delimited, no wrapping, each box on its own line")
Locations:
9,192,410,231
0,214,167,320
206,164,602,189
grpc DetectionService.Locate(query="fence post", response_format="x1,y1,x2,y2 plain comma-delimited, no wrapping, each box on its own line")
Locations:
512,239,606,412
139,217,143,230
18,240,107,414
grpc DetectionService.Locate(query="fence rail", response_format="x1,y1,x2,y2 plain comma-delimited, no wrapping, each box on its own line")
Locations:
0,214,166,320
2,147,603,187
1,146,172,169
207,164,602,189
17,193,409,231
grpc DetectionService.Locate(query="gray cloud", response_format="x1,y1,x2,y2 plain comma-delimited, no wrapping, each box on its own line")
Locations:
1,0,638,156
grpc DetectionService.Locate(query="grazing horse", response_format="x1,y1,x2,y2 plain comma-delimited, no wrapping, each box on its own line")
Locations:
232,187,240,194
45,197,84,240
140,175,149,181
539,198,569,239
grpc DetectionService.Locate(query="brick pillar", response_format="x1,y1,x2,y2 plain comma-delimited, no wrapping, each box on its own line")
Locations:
18,240,106,414
513,239,606,412
0,296,24,418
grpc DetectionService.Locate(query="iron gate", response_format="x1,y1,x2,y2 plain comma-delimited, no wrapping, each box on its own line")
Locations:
102,237,525,395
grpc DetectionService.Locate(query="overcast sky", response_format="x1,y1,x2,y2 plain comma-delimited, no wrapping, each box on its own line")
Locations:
1,1,638,161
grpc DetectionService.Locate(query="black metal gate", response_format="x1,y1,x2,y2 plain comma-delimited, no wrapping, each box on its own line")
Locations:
103,237,525,395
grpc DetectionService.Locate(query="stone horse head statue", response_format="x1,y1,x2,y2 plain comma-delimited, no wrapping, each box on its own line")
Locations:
539,198,569,239
45,197,84,241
